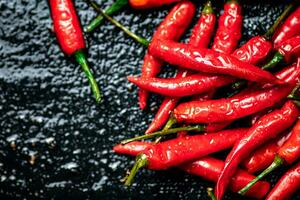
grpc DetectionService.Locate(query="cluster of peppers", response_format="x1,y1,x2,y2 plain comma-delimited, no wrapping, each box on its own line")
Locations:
48,0,300,199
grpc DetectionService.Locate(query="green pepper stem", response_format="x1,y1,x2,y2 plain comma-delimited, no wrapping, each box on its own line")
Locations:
154,115,177,143
262,51,285,70
85,0,128,33
207,188,217,200
264,3,295,39
202,1,214,15
124,154,149,186
238,155,284,195
74,50,101,103
288,83,300,100
121,125,205,145
85,0,150,47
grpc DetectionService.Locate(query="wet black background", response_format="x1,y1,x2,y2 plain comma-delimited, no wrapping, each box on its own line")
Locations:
0,0,299,199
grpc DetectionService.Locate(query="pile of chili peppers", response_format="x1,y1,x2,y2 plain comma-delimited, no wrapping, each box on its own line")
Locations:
48,0,300,199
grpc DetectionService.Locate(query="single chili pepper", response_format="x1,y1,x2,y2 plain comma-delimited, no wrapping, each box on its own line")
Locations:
49,0,101,102
124,128,249,186
262,35,300,70
129,0,181,9
273,7,300,48
265,161,300,200
114,142,270,199
212,0,242,54
85,0,128,33
139,1,195,110
129,74,234,97
215,101,299,200
145,1,215,133
239,118,300,195
241,131,291,174
149,39,281,84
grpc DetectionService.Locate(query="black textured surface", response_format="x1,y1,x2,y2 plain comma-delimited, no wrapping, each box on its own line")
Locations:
0,0,299,199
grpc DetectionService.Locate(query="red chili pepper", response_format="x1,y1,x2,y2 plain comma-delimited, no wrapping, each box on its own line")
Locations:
273,7,300,48
114,142,270,199
145,1,215,133
124,128,248,185
129,74,234,97
138,1,195,110
49,0,101,102
241,131,291,174
149,39,281,84
265,161,300,200
215,101,299,200
212,0,242,54
129,0,181,9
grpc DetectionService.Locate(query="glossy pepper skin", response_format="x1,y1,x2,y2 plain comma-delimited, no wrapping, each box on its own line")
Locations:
140,128,248,170
266,161,300,200
242,132,291,173
273,7,300,48
149,39,280,84
114,142,270,199
129,0,181,9
139,1,195,110
278,34,300,62
215,101,299,200
212,0,242,54
129,74,234,97
145,2,215,133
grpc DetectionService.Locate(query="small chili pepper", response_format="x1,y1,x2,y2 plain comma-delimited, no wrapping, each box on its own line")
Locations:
265,161,300,200
114,142,270,199
129,0,181,9
145,1,215,133
128,74,234,97
262,35,300,70
49,0,101,102
139,1,195,109
273,7,300,48
85,0,128,33
149,39,281,84
239,118,300,195
124,128,249,186
215,101,299,200
212,0,242,54
241,131,291,174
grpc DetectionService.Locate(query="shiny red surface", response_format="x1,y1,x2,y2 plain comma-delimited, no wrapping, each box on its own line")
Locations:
129,0,181,9
278,35,300,62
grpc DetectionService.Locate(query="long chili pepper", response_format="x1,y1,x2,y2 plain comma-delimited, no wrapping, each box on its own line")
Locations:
85,0,128,33
124,128,249,186
273,7,300,48
149,39,281,84
145,1,215,133
129,0,181,9
49,0,101,102
215,101,299,200
128,74,234,97
239,119,300,195
262,34,300,70
114,142,270,199
212,0,242,54
241,131,291,174
265,161,300,200
139,1,195,110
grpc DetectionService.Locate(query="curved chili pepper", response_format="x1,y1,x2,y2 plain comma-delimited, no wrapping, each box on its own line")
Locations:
49,0,101,102
129,74,234,97
239,118,300,195
215,101,299,200
212,0,242,54
129,0,181,9
145,1,215,133
263,35,300,70
85,0,128,33
273,7,300,48
139,1,195,109
241,131,291,173
265,161,300,200
114,142,270,199
149,39,281,84
124,128,248,185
